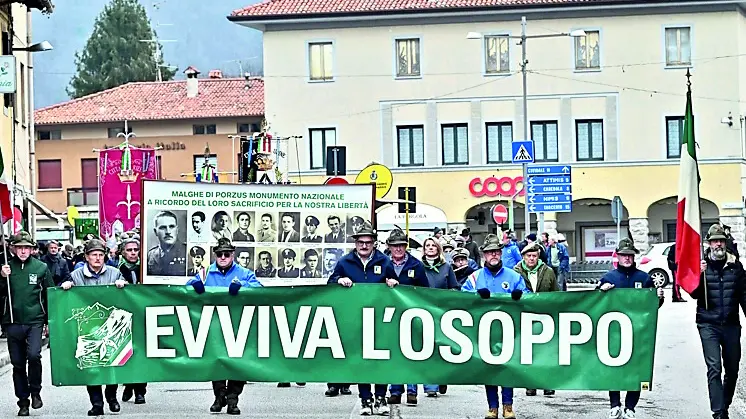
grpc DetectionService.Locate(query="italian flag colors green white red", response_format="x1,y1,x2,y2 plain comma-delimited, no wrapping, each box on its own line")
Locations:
674,83,701,294
0,146,12,223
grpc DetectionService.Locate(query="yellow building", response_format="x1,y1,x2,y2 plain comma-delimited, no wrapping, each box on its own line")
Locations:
230,0,746,259
0,1,56,236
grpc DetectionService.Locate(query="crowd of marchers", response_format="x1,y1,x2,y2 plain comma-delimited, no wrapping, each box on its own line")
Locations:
0,222,742,419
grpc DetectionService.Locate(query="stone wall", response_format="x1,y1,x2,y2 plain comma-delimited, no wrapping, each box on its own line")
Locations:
629,218,650,253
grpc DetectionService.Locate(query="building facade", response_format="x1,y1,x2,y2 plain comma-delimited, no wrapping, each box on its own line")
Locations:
230,0,746,259
33,69,264,241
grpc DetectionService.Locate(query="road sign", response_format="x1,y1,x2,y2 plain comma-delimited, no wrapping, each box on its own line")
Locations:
611,196,623,224
324,177,349,185
511,141,534,164
492,204,508,224
526,185,572,194
528,203,572,213
526,165,573,214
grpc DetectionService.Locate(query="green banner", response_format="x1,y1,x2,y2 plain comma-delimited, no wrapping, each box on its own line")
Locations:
48,285,659,390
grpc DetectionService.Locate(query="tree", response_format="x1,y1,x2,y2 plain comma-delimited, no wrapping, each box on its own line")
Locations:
67,0,177,99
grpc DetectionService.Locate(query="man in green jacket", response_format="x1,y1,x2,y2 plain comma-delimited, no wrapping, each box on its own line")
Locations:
0,232,55,417
513,241,559,398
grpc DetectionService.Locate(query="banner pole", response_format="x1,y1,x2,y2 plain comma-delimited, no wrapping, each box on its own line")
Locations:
405,188,410,243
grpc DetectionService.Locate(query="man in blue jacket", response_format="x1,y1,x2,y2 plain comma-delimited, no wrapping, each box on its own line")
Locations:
186,238,262,416
462,234,529,419
500,234,522,270
328,222,398,416
384,229,432,406
598,238,663,419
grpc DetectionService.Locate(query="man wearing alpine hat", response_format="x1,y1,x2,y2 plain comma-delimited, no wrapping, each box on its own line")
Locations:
186,238,263,415
461,234,529,419
329,221,398,416
598,238,663,419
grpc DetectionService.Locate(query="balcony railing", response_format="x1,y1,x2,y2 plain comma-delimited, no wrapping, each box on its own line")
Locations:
67,188,98,207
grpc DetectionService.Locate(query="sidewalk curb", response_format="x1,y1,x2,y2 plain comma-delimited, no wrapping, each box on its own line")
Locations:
0,336,50,369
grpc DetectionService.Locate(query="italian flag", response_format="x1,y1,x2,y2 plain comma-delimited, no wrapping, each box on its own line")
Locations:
674,83,701,295
0,146,12,223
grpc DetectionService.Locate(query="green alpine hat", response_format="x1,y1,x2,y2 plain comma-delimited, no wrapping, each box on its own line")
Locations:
351,221,377,240
480,234,504,252
11,231,36,247
213,238,236,253
386,229,408,245
705,224,728,241
615,238,639,255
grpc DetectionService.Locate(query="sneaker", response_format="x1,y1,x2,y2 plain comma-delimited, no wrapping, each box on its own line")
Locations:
406,394,417,405
134,394,146,404
623,409,636,419
31,394,43,409
360,398,374,416
387,394,401,405
426,391,438,397
608,406,622,419
438,385,447,394
326,387,340,397
526,389,537,396
484,408,499,419
374,396,389,416
502,404,516,419
543,389,555,396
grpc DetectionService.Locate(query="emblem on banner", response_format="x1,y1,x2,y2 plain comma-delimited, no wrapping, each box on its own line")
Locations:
66,303,133,369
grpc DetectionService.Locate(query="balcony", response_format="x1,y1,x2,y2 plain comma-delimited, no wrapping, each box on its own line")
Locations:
67,188,98,207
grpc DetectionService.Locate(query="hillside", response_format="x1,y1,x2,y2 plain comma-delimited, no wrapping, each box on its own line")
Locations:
31,0,263,109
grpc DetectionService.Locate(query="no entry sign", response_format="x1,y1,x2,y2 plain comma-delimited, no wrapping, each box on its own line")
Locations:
492,204,508,224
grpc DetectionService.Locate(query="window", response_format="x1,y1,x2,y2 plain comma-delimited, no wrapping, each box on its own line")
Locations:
575,120,604,161
486,122,513,163
38,159,62,189
308,42,333,81
397,125,424,167
237,123,260,133
81,158,98,189
665,27,691,66
193,124,217,135
574,30,600,70
194,154,217,172
37,129,61,140
309,128,335,169
531,121,559,162
156,156,163,179
441,124,468,165
485,35,510,74
666,116,684,158
107,126,132,138
19,63,25,124
395,38,420,77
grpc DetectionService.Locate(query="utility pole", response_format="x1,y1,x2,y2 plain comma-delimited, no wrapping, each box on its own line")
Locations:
520,16,531,239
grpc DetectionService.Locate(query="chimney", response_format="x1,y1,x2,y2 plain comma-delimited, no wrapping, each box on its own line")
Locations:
208,69,223,79
184,66,200,98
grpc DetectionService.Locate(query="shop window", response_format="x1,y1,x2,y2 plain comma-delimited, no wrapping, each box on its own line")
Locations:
531,121,559,162
38,159,62,189
575,119,604,161
397,125,424,167
666,116,684,159
486,122,513,163
310,128,335,169
441,123,468,165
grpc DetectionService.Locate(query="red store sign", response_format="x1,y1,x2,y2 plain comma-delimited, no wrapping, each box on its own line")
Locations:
469,176,525,197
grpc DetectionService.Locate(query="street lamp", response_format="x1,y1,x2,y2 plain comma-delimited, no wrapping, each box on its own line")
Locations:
468,17,585,238
13,40,53,52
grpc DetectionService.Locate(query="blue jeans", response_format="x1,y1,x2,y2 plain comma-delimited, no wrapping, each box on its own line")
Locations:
485,386,514,409
389,384,439,395
358,384,387,400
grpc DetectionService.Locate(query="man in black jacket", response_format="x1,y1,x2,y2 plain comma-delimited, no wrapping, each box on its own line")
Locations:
40,240,70,286
666,244,686,302
693,224,746,419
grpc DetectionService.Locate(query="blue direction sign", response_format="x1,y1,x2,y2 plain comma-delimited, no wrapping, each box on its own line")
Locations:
511,141,534,164
528,203,572,213
527,184,572,194
526,164,573,213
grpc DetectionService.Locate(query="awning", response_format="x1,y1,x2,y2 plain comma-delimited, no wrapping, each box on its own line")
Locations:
376,203,448,231
26,194,65,229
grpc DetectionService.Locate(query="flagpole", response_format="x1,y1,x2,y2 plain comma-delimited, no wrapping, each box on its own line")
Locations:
1,220,13,324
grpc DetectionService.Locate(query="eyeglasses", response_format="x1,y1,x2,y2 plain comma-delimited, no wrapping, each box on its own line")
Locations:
356,240,374,247
216,251,232,258
125,248,140,252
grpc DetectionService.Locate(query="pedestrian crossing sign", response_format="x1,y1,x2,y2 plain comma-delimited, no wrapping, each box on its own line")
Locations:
511,141,535,164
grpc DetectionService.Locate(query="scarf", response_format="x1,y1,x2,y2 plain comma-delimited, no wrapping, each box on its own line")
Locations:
520,259,543,274
424,257,441,273
119,258,140,271
486,261,503,274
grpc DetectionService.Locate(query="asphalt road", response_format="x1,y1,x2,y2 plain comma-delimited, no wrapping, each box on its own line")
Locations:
0,290,743,418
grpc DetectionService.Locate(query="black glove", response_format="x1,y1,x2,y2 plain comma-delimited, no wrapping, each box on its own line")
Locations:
477,288,491,299
192,281,205,294
228,280,242,296
511,289,523,301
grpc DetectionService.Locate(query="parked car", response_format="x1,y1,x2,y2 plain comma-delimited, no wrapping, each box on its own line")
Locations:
636,242,674,288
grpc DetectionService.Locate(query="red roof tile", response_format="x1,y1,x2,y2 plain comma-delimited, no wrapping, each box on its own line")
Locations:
230,0,637,18
35,78,264,126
